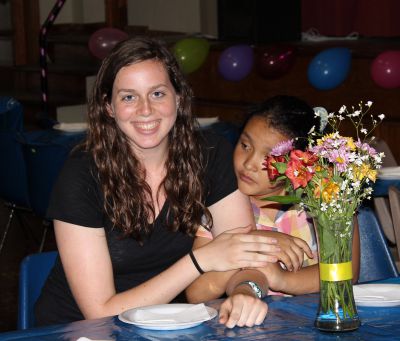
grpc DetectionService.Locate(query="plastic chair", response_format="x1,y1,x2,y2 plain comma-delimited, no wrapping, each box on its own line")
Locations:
371,137,399,244
388,186,400,263
357,207,399,283
20,129,85,247
0,97,32,255
18,251,58,329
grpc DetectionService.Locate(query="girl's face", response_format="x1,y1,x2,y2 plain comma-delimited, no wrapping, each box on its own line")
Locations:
107,59,179,157
234,116,288,198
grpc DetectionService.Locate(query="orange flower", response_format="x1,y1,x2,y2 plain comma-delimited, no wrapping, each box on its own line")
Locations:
264,155,285,181
290,150,318,166
285,159,314,190
321,181,340,203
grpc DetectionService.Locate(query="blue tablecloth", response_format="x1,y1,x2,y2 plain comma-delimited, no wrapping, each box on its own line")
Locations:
1,277,399,340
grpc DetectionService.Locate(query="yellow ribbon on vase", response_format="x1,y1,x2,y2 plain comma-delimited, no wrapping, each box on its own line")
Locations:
319,261,353,281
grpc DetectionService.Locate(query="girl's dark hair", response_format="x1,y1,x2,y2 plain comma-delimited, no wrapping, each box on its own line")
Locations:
85,36,211,242
246,95,319,150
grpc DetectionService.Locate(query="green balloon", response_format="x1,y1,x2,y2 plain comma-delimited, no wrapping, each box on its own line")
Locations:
173,38,210,74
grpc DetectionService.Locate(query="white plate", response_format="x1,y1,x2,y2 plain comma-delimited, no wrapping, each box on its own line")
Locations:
53,122,88,133
197,117,219,127
353,283,400,307
118,303,218,330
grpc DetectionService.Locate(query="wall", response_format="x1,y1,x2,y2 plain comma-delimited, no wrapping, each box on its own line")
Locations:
0,2,12,64
39,0,104,24
188,41,400,162
127,0,200,33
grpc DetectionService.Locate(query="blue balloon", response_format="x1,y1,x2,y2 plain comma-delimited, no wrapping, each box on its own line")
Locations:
307,47,351,90
218,45,254,81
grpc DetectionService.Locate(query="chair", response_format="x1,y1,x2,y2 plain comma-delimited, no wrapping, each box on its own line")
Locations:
20,129,85,249
0,97,32,255
371,137,399,245
357,207,399,283
17,251,58,329
388,186,400,263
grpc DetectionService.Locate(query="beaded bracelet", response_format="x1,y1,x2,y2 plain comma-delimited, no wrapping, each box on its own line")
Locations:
237,281,265,299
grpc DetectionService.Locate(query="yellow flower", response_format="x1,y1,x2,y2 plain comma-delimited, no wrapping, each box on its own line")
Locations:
345,137,356,150
367,169,377,182
317,133,337,145
352,164,377,182
322,181,340,203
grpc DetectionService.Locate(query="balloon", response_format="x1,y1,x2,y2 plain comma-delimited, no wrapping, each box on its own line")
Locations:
256,46,296,79
89,28,128,60
307,47,351,90
218,45,254,81
173,38,210,74
370,50,400,89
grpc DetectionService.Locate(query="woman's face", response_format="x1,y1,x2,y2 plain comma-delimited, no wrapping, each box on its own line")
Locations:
107,59,179,156
234,116,288,198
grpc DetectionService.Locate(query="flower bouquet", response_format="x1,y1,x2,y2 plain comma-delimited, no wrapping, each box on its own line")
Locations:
264,101,384,332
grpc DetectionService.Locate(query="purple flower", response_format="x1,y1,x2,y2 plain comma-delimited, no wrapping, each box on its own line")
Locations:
271,139,294,156
355,140,377,157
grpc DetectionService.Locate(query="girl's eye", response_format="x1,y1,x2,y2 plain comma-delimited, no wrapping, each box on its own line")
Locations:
240,141,251,151
122,94,135,102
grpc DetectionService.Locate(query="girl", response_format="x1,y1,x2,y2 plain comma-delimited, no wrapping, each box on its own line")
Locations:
34,37,280,326
187,95,360,313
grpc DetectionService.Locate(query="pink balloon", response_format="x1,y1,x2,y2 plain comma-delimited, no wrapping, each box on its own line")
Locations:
256,46,296,79
89,28,128,60
370,50,400,89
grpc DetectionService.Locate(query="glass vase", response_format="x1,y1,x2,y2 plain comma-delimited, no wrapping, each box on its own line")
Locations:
313,216,360,332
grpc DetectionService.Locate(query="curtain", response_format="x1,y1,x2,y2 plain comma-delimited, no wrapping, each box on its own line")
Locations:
302,0,400,37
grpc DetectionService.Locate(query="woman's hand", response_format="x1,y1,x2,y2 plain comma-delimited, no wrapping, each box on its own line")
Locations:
219,292,268,328
194,225,280,272
251,230,313,272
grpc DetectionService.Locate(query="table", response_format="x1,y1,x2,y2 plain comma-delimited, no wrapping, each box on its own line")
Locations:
1,278,399,341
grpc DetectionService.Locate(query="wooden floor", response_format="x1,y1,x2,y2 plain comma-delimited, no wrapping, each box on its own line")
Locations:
0,200,56,332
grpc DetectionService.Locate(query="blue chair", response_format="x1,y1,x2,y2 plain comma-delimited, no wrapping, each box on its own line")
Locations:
17,129,85,250
357,206,399,283
0,97,32,255
18,251,58,329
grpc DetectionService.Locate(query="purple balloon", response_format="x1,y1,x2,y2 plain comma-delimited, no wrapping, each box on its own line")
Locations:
256,46,296,79
218,45,254,81
89,28,128,60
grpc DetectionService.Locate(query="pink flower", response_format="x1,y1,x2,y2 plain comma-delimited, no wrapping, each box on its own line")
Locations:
270,139,294,156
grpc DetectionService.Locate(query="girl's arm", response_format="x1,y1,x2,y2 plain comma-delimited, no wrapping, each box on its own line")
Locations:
256,220,361,294
55,210,279,320
186,189,271,303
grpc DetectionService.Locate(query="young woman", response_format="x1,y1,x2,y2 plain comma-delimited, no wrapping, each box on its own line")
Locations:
34,37,280,326
187,95,360,312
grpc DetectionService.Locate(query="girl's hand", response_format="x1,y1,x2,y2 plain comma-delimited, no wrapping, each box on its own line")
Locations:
195,225,280,272
252,230,313,272
256,262,286,292
219,293,268,328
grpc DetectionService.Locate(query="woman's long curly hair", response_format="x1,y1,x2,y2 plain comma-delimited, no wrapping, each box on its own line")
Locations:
85,36,212,242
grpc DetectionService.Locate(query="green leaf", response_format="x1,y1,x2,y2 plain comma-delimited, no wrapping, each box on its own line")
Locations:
295,187,304,197
262,195,301,204
274,162,287,174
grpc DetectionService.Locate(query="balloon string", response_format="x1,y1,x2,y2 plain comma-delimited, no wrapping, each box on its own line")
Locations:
39,0,67,118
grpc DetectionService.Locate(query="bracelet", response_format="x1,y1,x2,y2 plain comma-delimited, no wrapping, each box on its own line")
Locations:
237,281,265,299
189,250,205,274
